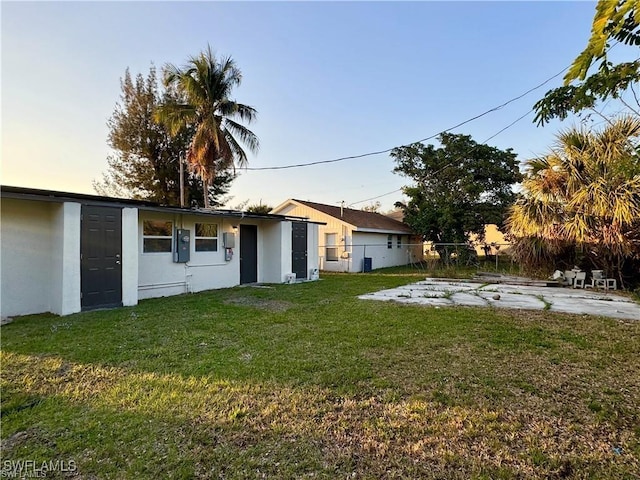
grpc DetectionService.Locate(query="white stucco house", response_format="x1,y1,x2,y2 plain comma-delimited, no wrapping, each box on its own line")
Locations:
1,186,321,318
271,199,423,273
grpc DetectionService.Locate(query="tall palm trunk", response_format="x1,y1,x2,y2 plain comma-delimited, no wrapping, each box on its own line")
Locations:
202,177,210,209
154,47,259,210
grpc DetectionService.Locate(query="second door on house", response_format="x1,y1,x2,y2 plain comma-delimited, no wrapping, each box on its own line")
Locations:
240,224,258,284
81,205,122,310
292,222,307,280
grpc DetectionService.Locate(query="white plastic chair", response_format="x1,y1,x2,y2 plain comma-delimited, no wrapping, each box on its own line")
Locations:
573,271,586,288
563,270,576,287
586,270,611,289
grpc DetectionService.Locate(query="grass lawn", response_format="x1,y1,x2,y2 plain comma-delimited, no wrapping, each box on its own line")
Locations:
1,272,639,479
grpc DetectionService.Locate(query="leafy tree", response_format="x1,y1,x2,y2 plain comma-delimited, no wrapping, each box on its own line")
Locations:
360,201,382,213
507,116,640,287
245,202,273,214
94,66,235,208
155,46,259,208
534,0,640,125
392,133,521,261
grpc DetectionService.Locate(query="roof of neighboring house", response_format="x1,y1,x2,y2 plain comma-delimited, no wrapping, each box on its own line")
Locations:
291,199,414,234
0,185,324,224
385,210,405,222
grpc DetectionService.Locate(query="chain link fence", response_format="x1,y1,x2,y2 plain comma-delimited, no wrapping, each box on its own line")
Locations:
318,242,516,275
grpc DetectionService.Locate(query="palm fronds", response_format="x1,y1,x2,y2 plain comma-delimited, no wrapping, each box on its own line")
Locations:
154,46,258,208
508,116,640,286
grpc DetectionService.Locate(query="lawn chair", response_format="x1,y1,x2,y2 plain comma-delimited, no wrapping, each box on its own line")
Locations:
586,270,607,289
573,271,586,288
563,270,576,287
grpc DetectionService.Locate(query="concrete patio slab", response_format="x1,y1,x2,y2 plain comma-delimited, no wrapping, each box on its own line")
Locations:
359,278,640,320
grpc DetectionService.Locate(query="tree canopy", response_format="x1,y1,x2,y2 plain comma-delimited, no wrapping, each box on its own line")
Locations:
245,202,273,215
534,0,640,125
155,47,259,208
507,116,640,286
94,66,235,208
391,133,521,257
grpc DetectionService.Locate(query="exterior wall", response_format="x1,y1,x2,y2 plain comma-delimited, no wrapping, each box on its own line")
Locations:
307,223,320,277
1,197,319,316
138,213,317,300
121,208,139,307
272,202,351,272
52,202,81,315
138,211,240,300
350,232,420,272
272,201,420,273
264,221,321,281
261,221,287,283
1,199,56,317
470,224,511,256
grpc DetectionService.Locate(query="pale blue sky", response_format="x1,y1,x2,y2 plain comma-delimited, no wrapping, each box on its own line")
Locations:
2,1,633,210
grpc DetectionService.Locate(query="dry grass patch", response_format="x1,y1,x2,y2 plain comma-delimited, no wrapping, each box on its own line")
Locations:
223,296,293,312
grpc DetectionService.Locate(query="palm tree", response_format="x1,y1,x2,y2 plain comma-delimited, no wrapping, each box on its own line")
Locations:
507,116,640,285
155,46,259,208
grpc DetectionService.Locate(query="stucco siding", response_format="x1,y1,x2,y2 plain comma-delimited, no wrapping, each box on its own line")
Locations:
272,202,350,272
261,221,286,283
137,212,239,300
1,199,56,317
350,232,418,272
1,192,319,315
121,208,139,307
52,202,81,315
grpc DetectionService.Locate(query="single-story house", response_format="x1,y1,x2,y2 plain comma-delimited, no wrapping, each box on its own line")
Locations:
271,199,423,272
1,186,321,318
387,209,511,257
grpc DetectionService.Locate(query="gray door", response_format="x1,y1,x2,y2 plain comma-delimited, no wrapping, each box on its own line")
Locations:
240,225,258,284
292,222,307,279
81,206,122,310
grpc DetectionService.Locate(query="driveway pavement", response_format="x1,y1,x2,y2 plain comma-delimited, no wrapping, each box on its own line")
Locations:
359,279,640,320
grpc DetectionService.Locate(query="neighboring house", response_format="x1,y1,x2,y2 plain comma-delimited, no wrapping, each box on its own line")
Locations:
271,199,422,272
1,186,321,318
469,224,511,256
387,209,510,257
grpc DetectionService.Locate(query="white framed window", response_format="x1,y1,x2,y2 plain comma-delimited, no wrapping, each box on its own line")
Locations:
397,235,402,248
143,220,173,253
195,223,218,252
387,234,393,249
325,233,338,261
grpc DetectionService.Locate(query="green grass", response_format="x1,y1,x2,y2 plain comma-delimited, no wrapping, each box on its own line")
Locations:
376,256,520,278
2,272,639,478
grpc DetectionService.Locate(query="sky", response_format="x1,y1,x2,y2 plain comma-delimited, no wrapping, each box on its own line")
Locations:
2,1,635,212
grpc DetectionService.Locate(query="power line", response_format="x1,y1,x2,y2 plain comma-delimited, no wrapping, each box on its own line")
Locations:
244,67,568,172
347,107,533,207
347,189,402,207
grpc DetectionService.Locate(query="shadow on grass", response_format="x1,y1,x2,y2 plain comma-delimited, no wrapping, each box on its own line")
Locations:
3,351,639,479
2,274,640,478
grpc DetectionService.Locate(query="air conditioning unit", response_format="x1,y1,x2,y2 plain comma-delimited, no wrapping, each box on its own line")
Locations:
309,268,319,281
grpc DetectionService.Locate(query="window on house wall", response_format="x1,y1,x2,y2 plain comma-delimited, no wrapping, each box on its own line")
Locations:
195,223,218,252
325,233,338,261
143,220,173,253
397,235,402,248
387,235,393,249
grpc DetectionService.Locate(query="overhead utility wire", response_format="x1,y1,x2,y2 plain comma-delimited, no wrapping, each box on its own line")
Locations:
244,68,568,172
346,108,534,207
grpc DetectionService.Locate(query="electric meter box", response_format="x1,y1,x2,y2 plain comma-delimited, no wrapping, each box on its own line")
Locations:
223,232,236,248
174,228,191,263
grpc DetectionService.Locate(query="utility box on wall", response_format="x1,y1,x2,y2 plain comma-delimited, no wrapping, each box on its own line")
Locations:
223,232,235,248
174,229,190,263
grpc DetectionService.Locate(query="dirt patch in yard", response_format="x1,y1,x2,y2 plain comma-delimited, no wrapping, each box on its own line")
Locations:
223,297,293,312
